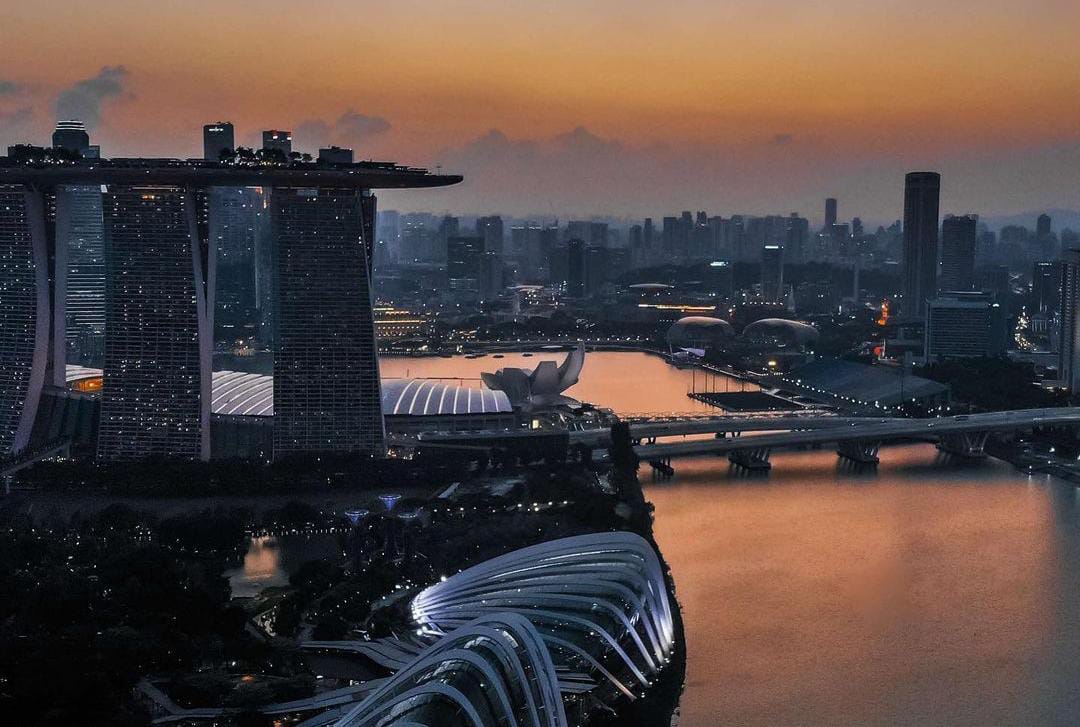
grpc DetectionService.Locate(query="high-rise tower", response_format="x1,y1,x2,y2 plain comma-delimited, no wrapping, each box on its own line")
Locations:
902,172,941,317
939,214,977,292
271,187,384,457
1059,249,1080,391
761,244,785,302
98,186,213,461
203,122,235,161
824,198,837,229
0,186,48,455
52,121,91,156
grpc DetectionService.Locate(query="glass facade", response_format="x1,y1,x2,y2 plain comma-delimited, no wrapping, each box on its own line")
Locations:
0,186,48,454
271,187,384,457
97,186,211,461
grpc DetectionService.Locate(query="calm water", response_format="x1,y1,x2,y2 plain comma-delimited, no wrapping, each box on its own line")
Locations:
384,350,1080,726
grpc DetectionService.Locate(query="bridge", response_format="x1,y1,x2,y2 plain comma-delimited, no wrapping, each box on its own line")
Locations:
613,408,1080,471
408,408,1080,472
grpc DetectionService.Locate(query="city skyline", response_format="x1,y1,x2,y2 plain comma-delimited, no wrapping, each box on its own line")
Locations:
3,1,1080,219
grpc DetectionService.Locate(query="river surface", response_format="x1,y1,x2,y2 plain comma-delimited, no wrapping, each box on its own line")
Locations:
230,351,1080,724
386,350,1080,726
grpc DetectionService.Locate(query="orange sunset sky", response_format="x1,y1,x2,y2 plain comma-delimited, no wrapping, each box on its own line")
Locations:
2,0,1079,221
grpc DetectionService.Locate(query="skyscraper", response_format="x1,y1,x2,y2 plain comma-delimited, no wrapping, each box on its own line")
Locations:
1032,261,1060,313
1037,213,1052,239
708,260,733,298
52,120,90,155
938,214,977,292
0,186,46,455
824,198,837,229
262,129,293,156
98,186,212,461
785,214,809,264
271,187,384,457
902,172,941,317
209,187,267,344
761,244,784,302
1059,249,1080,391
55,185,106,364
447,235,484,293
476,215,504,255
566,239,586,297
203,122,235,161
1035,213,1056,259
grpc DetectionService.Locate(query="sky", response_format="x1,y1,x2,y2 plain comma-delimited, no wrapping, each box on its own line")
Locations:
2,0,1079,224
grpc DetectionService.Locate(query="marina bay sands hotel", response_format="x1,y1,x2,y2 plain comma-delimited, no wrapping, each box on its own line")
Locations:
0,149,461,462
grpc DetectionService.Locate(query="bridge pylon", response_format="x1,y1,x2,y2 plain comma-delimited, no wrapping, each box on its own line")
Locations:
729,447,771,471
937,431,990,458
836,439,881,465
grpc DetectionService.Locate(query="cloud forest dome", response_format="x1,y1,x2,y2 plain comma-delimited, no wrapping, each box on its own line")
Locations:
331,613,567,727
410,531,675,702
304,532,676,726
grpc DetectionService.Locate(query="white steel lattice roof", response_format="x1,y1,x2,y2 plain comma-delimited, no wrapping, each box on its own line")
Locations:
65,366,512,418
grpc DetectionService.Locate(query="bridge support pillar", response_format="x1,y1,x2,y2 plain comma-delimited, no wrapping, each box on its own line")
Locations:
729,447,771,471
836,439,880,465
938,431,989,458
649,456,674,479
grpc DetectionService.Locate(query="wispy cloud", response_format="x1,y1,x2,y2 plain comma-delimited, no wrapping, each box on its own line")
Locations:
294,109,391,153
55,66,130,128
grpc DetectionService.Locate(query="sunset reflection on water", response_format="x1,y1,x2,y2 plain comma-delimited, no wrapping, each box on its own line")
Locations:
385,351,1080,724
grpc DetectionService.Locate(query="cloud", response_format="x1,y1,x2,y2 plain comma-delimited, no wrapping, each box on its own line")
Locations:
55,66,130,129
0,106,38,146
0,80,22,96
294,109,392,153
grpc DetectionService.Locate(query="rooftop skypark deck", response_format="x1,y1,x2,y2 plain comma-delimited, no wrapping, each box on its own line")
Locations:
0,155,462,190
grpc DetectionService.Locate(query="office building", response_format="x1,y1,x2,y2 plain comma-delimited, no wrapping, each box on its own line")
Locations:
480,251,503,299
262,129,293,156
902,172,941,317
566,239,586,297
447,235,484,293
52,120,91,155
785,214,809,263
1059,249,1080,390
924,292,1006,363
318,146,353,164
708,260,733,298
203,122,235,161
939,214,977,292
98,186,212,461
271,187,384,456
1033,261,1060,313
585,245,609,296
476,215,504,255
1036,213,1056,259
55,185,106,364
209,187,269,344
761,244,784,301
0,186,46,455
824,198,838,229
